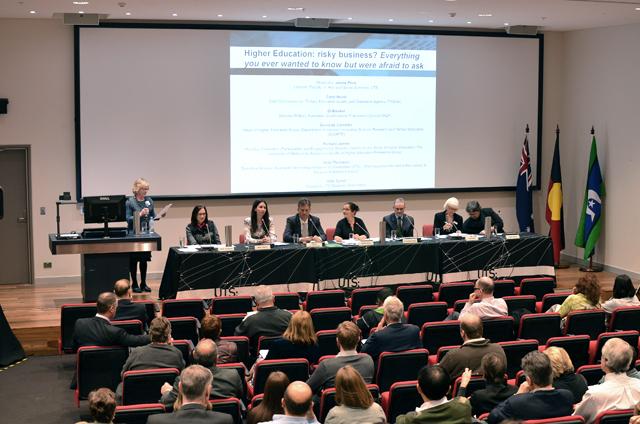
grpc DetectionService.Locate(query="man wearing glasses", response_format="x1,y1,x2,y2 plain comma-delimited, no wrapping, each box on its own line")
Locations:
459,277,508,319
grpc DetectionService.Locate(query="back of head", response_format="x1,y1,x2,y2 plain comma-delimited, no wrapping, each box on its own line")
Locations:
543,347,574,379
113,279,130,298
283,311,317,345
613,274,636,299
476,277,494,295
283,381,313,417
200,314,222,340
337,321,361,351
383,296,404,324
259,371,290,416
179,365,213,402
149,316,172,343
418,365,451,400
193,339,218,368
335,365,373,409
97,292,117,315
347,202,359,213
377,287,393,305
87,388,116,423
575,274,601,306
521,351,553,388
481,352,508,384
254,285,274,307
602,337,633,374
460,314,483,339
466,200,481,214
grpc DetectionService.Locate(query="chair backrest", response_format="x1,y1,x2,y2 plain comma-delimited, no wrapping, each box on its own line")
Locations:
436,282,475,307
304,290,346,311
422,224,434,237
545,335,591,369
482,316,515,343
382,380,422,423
504,295,538,315
515,369,526,385
453,299,467,313
452,375,486,397
498,339,539,378
519,278,556,301
406,302,448,328
518,313,562,344
210,397,244,424
564,310,607,339
60,303,97,353
349,288,383,315
161,299,206,321
576,364,605,386
168,316,200,345
252,358,310,395
111,319,144,335
211,296,254,315
524,416,585,424
239,234,246,244
218,362,248,400
274,292,301,311
319,384,379,422
257,335,281,353
250,393,264,409
541,293,570,313
114,403,165,424
171,339,193,366
220,336,251,368
310,307,352,332
593,330,639,363
325,227,336,241
76,346,129,403
218,313,246,337
493,280,516,298
376,348,429,392
436,345,460,363
316,330,340,358
421,321,462,353
133,299,157,326
121,368,180,405
396,285,434,309
594,409,634,424
609,306,640,332
358,304,377,317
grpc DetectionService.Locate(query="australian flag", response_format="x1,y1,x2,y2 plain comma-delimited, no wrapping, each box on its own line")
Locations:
516,129,535,232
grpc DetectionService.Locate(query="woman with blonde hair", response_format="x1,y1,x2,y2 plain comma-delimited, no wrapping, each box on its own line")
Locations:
433,197,464,235
543,346,588,403
125,178,156,292
266,310,320,364
325,365,386,424
557,274,602,318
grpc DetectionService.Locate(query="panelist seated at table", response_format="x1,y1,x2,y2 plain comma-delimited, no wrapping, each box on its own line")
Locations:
186,205,221,245
462,200,504,235
244,198,277,244
283,197,326,243
334,202,369,242
382,197,415,238
433,197,464,235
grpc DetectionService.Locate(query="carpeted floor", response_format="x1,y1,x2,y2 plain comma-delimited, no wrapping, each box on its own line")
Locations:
0,355,92,423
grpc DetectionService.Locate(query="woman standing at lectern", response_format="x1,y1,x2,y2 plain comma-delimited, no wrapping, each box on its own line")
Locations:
126,178,155,293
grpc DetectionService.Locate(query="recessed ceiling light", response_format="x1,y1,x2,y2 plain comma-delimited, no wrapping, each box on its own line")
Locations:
446,0,456,2
73,1,89,5
262,15,267,18
125,12,131,16
636,7,640,10
172,13,178,17
466,21,472,24
428,19,434,23
217,14,223,17
78,11,84,14
347,17,353,20
388,18,394,22
287,7,305,11
478,13,492,17
29,10,36,14
504,22,509,26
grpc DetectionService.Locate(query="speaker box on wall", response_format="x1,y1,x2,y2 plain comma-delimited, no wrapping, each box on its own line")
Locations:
0,99,8,114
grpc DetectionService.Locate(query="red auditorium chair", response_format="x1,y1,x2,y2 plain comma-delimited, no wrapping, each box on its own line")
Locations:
589,330,639,364
325,227,335,241
310,307,351,331
316,330,340,358
434,282,475,307
576,364,605,385
218,362,248,401
452,374,486,397
76,346,129,407
518,313,562,344
421,320,463,354
482,316,515,343
219,335,250,367
396,285,434,309
504,295,538,315
517,277,556,301
539,293,570,313
523,417,585,423
161,298,206,320
453,299,467,314
303,290,346,311
430,345,460,365
422,224,434,236
564,310,606,339
121,368,180,405
545,335,591,369
381,380,422,423
111,319,144,335
211,295,253,315
257,335,281,354
273,292,301,311
594,409,634,424
60,303,97,353
349,287,383,315
608,306,640,332
406,302,448,328
132,299,156,326
167,316,199,345
210,397,244,424
171,339,193,366
499,339,539,378
218,313,245,337
249,358,310,396
376,349,429,392
113,403,165,424
319,384,380,422
493,279,516,298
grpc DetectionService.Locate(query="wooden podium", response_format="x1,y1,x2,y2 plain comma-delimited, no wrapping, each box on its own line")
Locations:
49,233,162,302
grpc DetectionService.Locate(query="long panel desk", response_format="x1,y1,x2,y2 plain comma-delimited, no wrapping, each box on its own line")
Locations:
159,233,553,299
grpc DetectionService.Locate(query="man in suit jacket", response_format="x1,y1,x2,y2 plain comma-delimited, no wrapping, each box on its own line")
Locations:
361,296,421,361
283,198,326,243
150,364,233,424
462,200,504,234
382,197,416,238
113,279,149,325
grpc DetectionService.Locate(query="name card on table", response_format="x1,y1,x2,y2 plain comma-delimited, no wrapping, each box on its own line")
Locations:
217,246,235,252
306,241,323,248
465,235,480,241
359,240,374,247
505,234,521,240
254,244,272,250
402,237,419,244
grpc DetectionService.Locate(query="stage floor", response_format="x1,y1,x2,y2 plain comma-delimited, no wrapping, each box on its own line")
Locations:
0,265,617,355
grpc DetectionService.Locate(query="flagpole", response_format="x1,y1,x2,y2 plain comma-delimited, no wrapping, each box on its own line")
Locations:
578,126,603,273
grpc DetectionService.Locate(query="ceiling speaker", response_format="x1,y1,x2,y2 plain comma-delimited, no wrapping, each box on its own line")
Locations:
294,18,331,29
505,25,539,36
62,13,101,25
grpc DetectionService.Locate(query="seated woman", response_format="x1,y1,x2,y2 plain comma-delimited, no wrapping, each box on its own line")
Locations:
244,199,277,244
601,274,640,316
433,197,464,235
334,202,369,242
324,365,387,424
185,205,220,245
543,346,588,404
246,371,289,424
458,353,517,417
557,274,601,318
266,310,320,365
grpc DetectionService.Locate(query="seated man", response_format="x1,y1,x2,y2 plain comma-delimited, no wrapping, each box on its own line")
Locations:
200,314,237,364
574,338,640,423
76,388,117,424
458,277,508,319
283,198,326,243
258,381,319,424
113,278,149,326
356,287,407,337
382,197,416,238
234,285,292,350
396,365,472,424
160,339,243,407
488,351,573,424
439,314,506,380
462,200,504,234
307,321,374,393
361,296,421,362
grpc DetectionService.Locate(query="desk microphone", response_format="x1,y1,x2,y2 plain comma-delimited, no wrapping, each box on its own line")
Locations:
261,218,270,238
206,222,212,244
309,216,323,239
355,221,369,238
406,216,415,237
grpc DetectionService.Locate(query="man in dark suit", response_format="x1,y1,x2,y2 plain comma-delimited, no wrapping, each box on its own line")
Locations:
283,198,326,243
361,296,421,361
149,364,233,424
113,279,149,325
382,197,416,238
462,200,504,234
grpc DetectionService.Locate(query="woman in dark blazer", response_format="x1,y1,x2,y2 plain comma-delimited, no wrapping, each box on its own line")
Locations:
433,197,464,235
333,202,369,241
185,205,220,245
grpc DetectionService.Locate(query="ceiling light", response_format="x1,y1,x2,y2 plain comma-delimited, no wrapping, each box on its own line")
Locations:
347,17,353,20
78,11,84,14
388,18,394,22
172,13,178,17
305,16,310,18
466,21,472,24
217,14,223,17
262,15,267,18
428,19,434,23
636,7,640,10
73,1,89,4
287,7,305,11
29,10,36,14
478,14,492,17
125,12,131,16
446,0,456,2
504,22,509,26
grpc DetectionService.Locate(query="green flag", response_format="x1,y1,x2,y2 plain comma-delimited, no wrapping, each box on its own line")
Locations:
574,135,605,260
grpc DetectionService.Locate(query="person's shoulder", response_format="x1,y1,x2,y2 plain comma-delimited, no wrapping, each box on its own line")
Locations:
209,410,234,423
244,217,251,224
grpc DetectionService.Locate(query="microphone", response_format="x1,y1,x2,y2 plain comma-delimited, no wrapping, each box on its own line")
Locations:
309,216,323,239
407,216,415,237
206,222,212,244
355,221,369,238
261,218,270,238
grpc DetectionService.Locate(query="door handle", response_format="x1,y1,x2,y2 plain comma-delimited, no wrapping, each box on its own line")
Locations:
17,208,27,224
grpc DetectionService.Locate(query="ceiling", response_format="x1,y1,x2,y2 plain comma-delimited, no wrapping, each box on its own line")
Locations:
2,0,640,32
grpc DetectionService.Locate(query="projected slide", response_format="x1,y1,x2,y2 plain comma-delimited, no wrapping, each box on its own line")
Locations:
229,32,437,194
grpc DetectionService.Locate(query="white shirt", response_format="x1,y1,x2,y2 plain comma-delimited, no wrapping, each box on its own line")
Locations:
95,313,110,322
573,372,640,423
415,397,450,413
601,296,640,314
459,296,508,319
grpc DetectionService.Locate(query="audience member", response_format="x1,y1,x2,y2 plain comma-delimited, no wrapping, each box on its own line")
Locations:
234,285,292,349
396,365,472,424
356,288,406,337
554,274,601,318
574,338,640,423
457,353,517,417
258,381,320,424
246,371,289,424
439,314,506,379
266,311,320,364
113,279,149,325
487,351,573,424
201,314,237,363
543,346,588,403
160,339,242,408
121,317,185,374
149,365,233,424
458,277,508,319
324,366,386,424
307,321,374,393
601,274,640,315
76,388,117,424
361,296,421,361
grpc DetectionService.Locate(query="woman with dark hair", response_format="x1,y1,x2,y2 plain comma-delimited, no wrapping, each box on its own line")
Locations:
557,274,602,318
324,365,386,424
246,371,289,424
602,274,640,315
333,202,369,242
76,388,117,423
186,205,220,245
458,353,517,417
266,310,320,364
244,199,277,244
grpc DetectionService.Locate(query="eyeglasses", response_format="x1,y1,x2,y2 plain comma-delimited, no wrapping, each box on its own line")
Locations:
473,286,481,291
